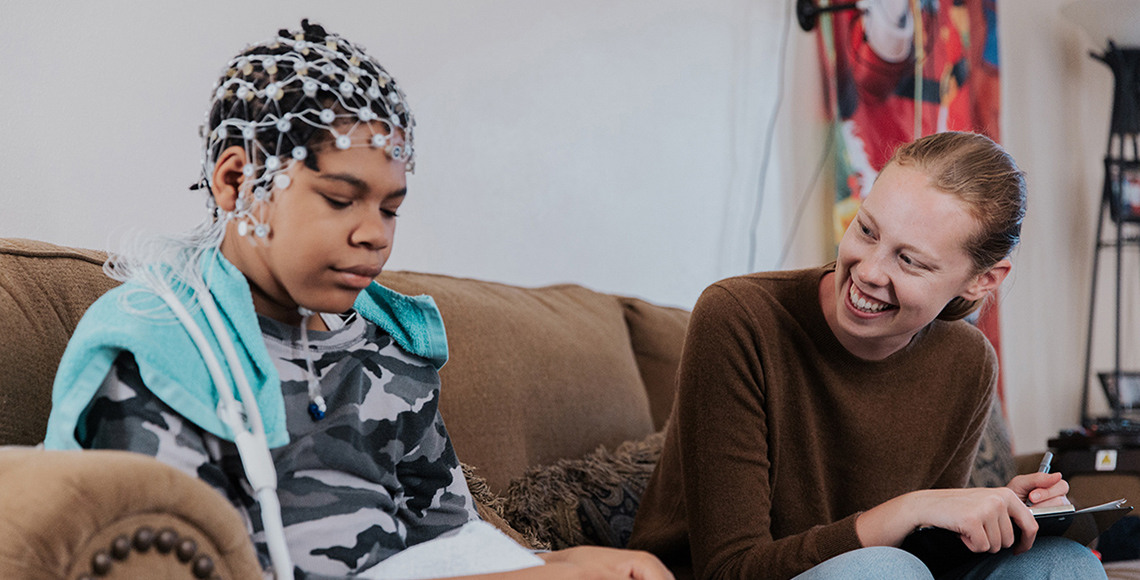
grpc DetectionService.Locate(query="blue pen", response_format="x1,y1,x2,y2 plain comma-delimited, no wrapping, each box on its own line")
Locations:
1026,452,1055,507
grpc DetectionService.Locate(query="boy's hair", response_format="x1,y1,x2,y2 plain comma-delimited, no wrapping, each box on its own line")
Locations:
105,21,414,299
198,19,415,238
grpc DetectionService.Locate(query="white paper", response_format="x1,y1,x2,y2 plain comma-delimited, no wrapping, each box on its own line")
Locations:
361,520,545,580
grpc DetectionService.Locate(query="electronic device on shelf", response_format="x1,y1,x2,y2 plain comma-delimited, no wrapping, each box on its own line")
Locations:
1051,419,1140,451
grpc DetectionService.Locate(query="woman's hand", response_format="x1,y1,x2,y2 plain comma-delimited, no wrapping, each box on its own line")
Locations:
856,487,1039,555
1007,471,1071,508
538,546,675,580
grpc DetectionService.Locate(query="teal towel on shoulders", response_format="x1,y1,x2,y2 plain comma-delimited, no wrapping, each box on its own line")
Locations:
44,251,447,451
354,282,448,371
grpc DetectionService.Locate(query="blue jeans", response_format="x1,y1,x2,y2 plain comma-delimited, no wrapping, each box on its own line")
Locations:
952,536,1106,580
791,546,933,579
793,537,1106,580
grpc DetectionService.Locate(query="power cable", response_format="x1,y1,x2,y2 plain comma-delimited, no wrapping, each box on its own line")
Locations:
746,0,794,272
776,125,835,268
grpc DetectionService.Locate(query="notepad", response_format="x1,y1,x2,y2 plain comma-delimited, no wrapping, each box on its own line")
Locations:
899,498,1133,576
1029,498,1132,545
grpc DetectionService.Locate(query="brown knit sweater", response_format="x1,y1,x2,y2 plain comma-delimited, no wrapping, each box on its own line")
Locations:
628,266,996,580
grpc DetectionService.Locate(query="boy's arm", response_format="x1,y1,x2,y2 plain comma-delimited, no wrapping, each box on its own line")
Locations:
79,352,258,528
394,401,481,546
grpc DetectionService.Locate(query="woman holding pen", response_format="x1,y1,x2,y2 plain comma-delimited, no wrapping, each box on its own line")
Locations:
628,132,1104,579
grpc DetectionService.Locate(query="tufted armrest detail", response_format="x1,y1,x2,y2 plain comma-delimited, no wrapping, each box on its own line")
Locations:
0,447,262,580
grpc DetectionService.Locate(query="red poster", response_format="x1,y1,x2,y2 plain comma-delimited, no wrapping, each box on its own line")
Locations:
816,0,1005,399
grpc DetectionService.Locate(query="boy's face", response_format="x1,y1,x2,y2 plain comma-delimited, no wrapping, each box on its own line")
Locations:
220,125,407,328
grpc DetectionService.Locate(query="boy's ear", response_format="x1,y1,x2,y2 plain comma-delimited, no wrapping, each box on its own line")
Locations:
959,258,1012,301
211,146,249,212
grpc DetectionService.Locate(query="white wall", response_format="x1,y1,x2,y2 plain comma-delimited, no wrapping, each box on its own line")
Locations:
0,0,823,310
999,0,1140,452
2,0,1130,453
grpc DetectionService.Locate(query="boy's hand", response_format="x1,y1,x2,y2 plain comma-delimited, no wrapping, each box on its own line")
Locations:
540,546,675,580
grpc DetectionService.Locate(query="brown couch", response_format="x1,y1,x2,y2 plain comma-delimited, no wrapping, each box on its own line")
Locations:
0,237,688,578
2,237,1137,579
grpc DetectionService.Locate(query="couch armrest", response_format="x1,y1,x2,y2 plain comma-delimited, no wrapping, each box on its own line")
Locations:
0,447,262,579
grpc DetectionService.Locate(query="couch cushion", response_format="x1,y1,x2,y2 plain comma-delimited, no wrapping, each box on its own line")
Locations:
0,239,118,446
0,238,661,492
378,271,657,493
619,297,689,431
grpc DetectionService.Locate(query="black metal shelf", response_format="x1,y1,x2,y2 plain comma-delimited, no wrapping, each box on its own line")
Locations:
1079,44,1140,429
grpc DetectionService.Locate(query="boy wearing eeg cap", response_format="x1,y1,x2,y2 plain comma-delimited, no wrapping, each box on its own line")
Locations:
45,19,671,580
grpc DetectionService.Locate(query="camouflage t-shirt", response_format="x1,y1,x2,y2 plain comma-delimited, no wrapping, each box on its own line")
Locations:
78,312,478,577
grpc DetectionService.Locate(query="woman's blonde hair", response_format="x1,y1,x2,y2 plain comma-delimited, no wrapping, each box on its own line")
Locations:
887,131,1027,321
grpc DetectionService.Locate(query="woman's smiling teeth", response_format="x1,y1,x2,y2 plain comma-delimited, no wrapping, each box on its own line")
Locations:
849,284,893,314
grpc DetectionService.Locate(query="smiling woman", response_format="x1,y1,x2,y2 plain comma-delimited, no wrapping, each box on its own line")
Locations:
822,160,1007,361
628,132,1106,580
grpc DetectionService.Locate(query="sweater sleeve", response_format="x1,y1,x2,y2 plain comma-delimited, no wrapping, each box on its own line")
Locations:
79,352,266,567
933,336,998,489
678,285,862,580
396,403,480,547
79,352,242,495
